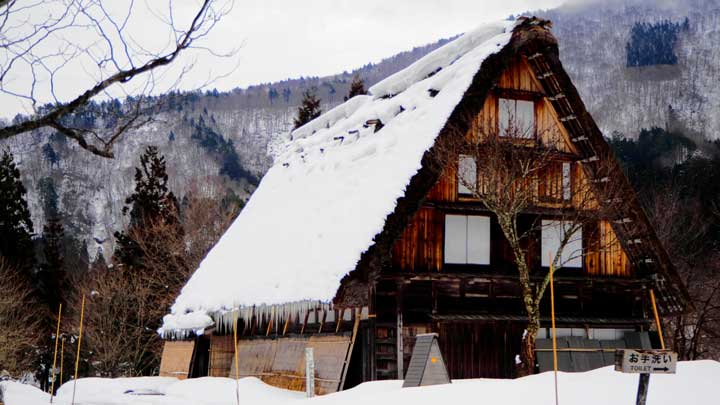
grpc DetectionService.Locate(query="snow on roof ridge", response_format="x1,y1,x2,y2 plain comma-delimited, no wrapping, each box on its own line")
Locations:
369,20,516,98
162,19,515,333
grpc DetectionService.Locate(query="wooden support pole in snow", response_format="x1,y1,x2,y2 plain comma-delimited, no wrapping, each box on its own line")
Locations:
549,258,559,405
635,373,650,405
49,304,62,402
71,294,85,405
59,338,65,386
233,310,240,405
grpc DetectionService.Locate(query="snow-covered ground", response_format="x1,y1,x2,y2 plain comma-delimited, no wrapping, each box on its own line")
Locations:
2,360,718,405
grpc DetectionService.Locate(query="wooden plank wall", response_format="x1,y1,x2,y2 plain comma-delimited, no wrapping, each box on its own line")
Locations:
209,335,235,377
585,220,631,276
227,335,353,395
497,58,543,92
391,207,443,272
159,341,195,379
437,321,524,379
390,56,633,278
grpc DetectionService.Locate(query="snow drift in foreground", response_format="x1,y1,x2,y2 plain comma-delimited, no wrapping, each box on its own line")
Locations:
2,360,718,405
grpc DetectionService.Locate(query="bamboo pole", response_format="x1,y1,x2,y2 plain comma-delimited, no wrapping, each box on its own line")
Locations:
233,310,240,405
649,289,665,349
549,259,559,405
71,294,85,405
59,337,65,386
49,304,62,402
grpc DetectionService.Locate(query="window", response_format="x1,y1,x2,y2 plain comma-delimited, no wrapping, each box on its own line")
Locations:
499,98,535,138
457,155,477,195
541,220,582,268
444,215,490,265
539,162,572,202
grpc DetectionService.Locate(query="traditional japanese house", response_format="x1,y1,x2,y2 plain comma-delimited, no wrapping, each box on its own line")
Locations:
159,17,690,392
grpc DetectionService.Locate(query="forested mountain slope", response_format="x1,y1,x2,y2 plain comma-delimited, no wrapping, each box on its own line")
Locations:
2,0,719,260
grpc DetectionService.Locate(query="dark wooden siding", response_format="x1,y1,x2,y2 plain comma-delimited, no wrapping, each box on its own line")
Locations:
391,207,444,271
437,321,524,379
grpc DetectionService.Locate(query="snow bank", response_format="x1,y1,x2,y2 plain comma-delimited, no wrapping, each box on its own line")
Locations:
54,376,178,403
0,380,49,405
165,376,304,405
164,19,515,333
3,361,719,405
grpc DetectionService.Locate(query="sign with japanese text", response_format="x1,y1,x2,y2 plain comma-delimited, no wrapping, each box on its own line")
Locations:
615,349,677,374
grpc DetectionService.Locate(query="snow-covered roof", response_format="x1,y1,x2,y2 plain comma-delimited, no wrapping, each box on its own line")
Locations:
161,20,516,335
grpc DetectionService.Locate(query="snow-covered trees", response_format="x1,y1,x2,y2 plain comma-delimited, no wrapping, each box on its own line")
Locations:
293,88,322,129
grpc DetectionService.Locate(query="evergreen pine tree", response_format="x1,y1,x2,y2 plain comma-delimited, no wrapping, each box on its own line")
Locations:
114,146,180,269
0,150,34,272
37,218,68,312
293,88,322,129
345,74,367,100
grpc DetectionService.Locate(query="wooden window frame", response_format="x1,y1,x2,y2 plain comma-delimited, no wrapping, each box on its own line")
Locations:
497,96,537,141
538,160,573,204
443,213,491,266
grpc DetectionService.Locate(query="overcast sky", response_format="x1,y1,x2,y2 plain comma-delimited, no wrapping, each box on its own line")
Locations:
1,0,566,117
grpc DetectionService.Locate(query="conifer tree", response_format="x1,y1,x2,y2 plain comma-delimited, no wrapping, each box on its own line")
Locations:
0,150,34,272
37,218,68,312
293,88,322,129
345,74,367,100
114,146,180,269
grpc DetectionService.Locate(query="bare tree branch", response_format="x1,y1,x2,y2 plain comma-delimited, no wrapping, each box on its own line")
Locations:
0,0,235,158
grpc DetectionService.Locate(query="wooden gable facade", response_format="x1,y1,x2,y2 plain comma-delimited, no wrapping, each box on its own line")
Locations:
162,18,689,392
335,17,689,383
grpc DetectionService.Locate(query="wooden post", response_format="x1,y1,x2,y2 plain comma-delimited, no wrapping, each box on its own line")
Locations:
396,281,404,380
396,311,404,380
549,259,559,405
633,288,664,405
335,308,344,333
265,310,274,337
283,313,291,336
305,348,315,398
59,337,65,386
49,304,62,401
318,309,326,334
300,310,309,335
649,289,665,349
636,373,650,405
233,311,240,405
71,294,85,405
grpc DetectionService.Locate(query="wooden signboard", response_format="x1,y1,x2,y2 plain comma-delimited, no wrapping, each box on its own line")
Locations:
614,349,677,374
402,333,451,388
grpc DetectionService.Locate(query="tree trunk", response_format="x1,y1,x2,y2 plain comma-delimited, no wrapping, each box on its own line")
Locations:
519,314,540,377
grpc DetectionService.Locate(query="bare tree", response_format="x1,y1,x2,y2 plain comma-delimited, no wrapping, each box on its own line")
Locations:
435,108,622,375
181,182,242,270
647,186,720,360
0,0,235,157
76,188,239,376
0,257,42,377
